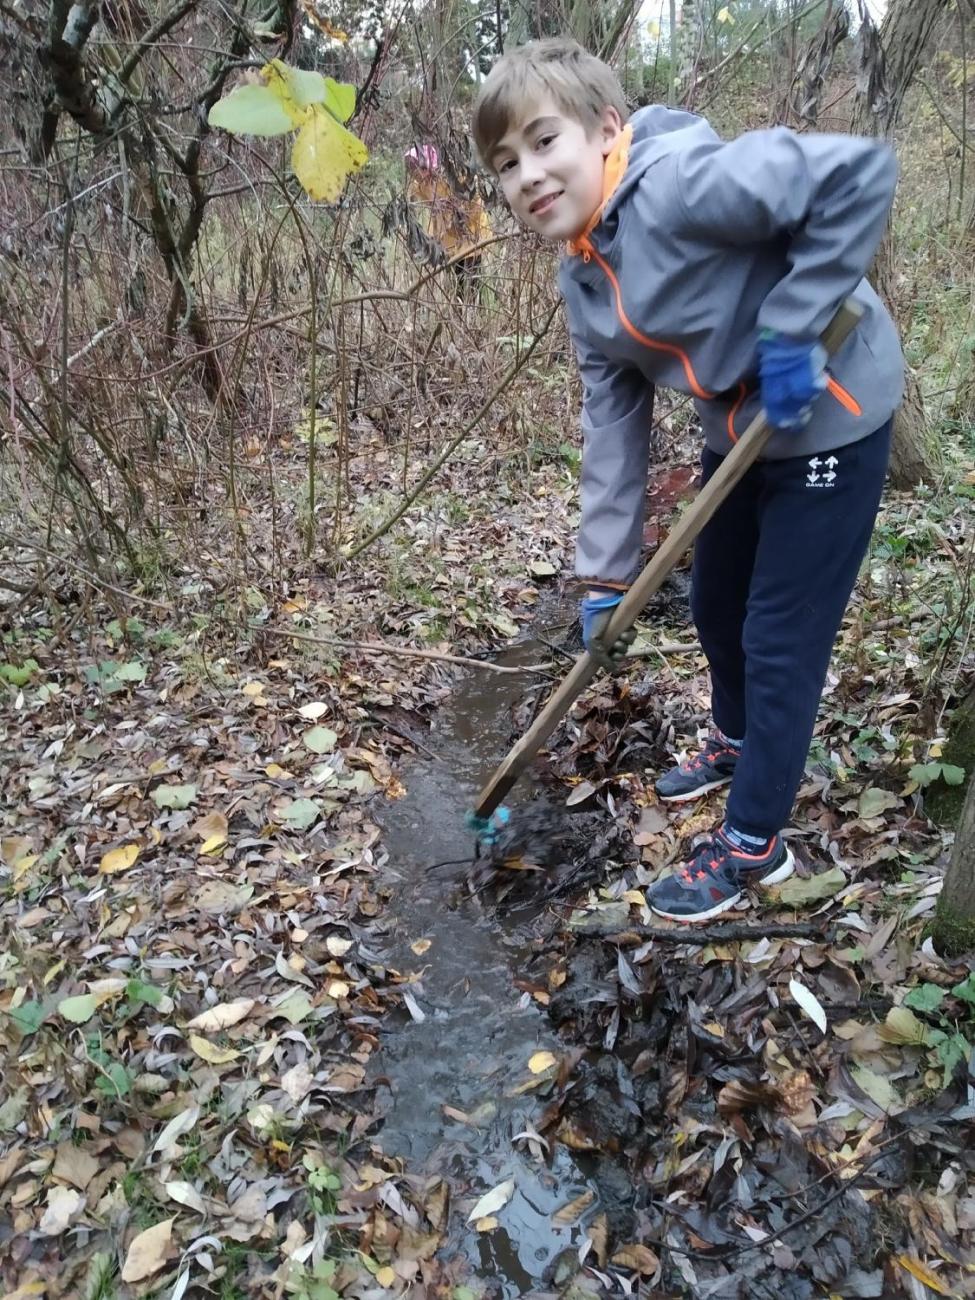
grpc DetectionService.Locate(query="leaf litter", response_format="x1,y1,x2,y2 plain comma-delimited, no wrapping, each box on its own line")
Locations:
0,418,972,1300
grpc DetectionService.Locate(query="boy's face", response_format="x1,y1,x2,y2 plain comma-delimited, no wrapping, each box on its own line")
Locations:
490,98,623,242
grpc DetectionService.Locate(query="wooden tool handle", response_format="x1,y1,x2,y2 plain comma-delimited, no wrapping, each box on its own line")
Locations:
472,297,864,819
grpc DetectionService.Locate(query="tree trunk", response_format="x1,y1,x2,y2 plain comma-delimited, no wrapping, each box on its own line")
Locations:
932,758,975,956
851,0,952,488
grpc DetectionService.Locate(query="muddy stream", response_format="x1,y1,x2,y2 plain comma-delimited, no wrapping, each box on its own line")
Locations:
375,627,597,1296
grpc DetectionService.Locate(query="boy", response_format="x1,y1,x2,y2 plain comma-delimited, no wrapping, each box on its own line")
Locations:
471,39,903,923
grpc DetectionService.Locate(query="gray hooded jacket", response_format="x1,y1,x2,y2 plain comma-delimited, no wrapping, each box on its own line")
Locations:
558,106,904,586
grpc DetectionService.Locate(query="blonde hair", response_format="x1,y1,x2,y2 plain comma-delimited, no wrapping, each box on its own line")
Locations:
472,38,628,168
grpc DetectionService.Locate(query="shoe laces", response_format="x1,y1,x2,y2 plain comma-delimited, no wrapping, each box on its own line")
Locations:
684,736,731,772
678,835,731,885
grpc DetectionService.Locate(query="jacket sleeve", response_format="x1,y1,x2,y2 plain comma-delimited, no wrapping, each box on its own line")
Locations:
673,129,897,339
572,335,655,585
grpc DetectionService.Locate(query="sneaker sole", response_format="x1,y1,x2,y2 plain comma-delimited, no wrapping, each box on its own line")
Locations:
649,848,795,924
657,775,734,803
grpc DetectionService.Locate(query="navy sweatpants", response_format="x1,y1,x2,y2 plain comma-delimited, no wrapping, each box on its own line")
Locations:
690,421,892,838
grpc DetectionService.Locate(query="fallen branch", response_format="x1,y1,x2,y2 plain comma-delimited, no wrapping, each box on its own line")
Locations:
607,921,831,945
0,530,173,612
260,624,554,676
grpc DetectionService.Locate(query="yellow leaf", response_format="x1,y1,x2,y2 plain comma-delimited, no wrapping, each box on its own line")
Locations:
411,938,432,955
266,763,290,778
242,680,266,697
199,834,228,856
528,1050,558,1074
121,1218,174,1282
99,843,140,874
291,104,368,203
623,889,646,907
717,5,734,21
327,980,350,999
376,1266,396,1287
188,1034,240,1065
894,1256,956,1296
647,18,660,38
475,1216,498,1231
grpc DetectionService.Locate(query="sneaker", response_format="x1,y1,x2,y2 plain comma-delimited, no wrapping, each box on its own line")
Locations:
655,736,739,803
648,829,795,923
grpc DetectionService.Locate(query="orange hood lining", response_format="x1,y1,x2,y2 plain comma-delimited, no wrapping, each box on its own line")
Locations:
566,123,633,256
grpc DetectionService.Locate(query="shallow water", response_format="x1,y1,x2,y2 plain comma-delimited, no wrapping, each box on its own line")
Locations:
375,634,596,1296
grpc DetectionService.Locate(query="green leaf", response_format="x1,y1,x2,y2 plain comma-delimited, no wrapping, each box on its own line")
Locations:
322,76,356,123
274,61,329,109
941,763,966,786
58,994,98,1024
0,1086,29,1130
0,659,39,686
904,983,946,1014
208,83,296,136
152,783,198,810
8,999,46,1036
775,865,847,907
934,1032,970,1085
303,725,338,755
952,972,975,1006
858,787,900,818
126,978,163,1008
282,798,322,830
909,762,942,787
114,660,146,683
95,1061,133,1098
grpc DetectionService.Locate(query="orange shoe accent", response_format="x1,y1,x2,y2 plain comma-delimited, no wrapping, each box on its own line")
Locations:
826,376,862,416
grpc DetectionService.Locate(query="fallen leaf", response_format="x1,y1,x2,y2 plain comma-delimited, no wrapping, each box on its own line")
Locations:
466,1178,514,1222
878,1006,930,1047
192,811,228,841
789,978,828,1035
163,1180,206,1214
410,938,432,956
894,1255,955,1296
187,999,255,1031
376,1265,397,1287
121,1218,174,1282
152,783,197,811
188,1034,240,1065
858,786,900,818
553,1189,595,1224
39,1185,84,1235
303,725,338,754
327,980,350,1000
281,1061,314,1102
474,1215,499,1231
611,1243,659,1274
99,843,140,874
52,1143,99,1191
152,1106,200,1157
299,701,329,720
58,994,98,1024
199,833,227,855
528,1050,557,1074
775,866,846,906
325,935,353,958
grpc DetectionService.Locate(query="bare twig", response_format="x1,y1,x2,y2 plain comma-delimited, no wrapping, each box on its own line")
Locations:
260,624,555,676
606,922,832,945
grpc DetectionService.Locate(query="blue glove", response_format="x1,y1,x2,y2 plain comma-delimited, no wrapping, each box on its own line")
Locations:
581,590,634,673
466,805,511,847
757,332,827,430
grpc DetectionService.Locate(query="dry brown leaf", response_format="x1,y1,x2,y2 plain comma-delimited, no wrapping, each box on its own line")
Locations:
121,1218,174,1282
589,1212,609,1267
39,1186,84,1236
611,1242,659,1274
192,810,228,841
553,1188,595,1225
52,1143,99,1191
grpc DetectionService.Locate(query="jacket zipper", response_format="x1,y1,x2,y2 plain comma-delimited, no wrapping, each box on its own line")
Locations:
579,238,864,433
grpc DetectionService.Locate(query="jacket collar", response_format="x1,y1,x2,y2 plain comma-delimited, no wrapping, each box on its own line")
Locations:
565,123,633,257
